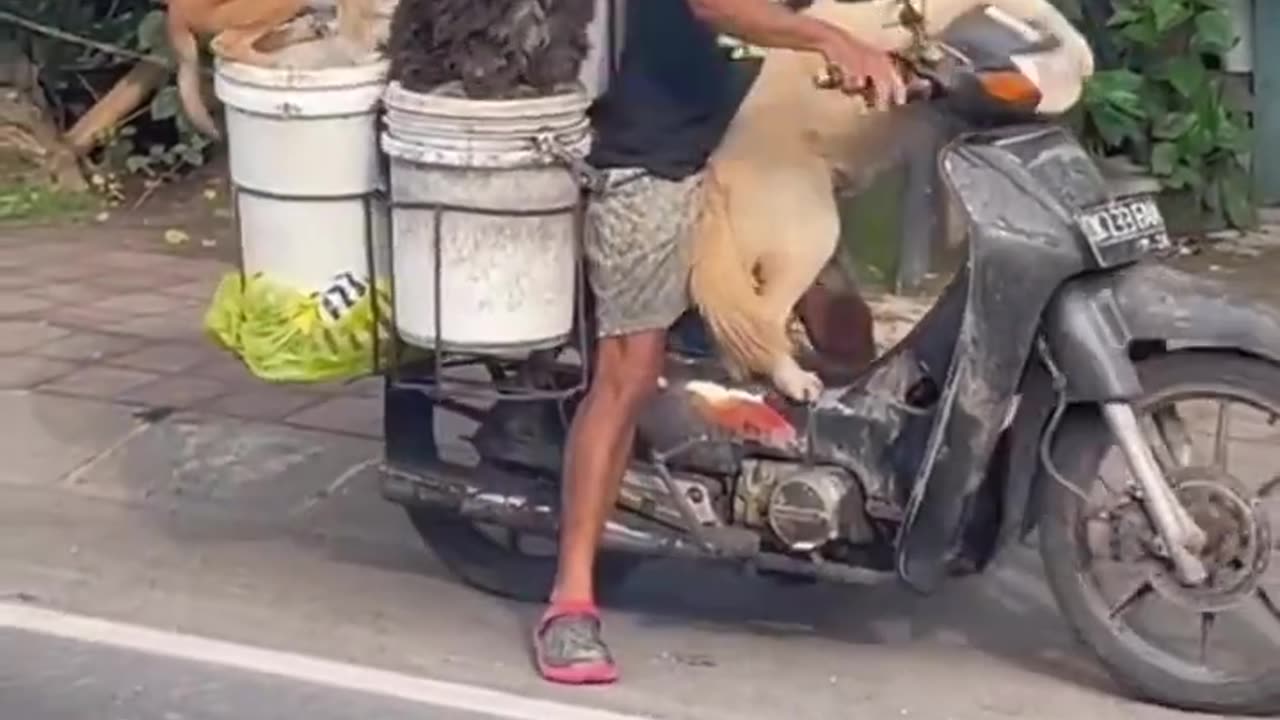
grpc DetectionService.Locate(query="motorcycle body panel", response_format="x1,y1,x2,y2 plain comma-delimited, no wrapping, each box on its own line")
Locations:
890,124,1105,591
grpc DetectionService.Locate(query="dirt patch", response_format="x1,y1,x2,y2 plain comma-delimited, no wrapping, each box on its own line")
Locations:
4,152,238,266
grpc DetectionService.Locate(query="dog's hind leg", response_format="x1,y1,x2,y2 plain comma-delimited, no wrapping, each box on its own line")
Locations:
741,169,841,402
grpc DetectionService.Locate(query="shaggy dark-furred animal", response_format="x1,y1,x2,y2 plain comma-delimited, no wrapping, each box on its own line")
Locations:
388,0,596,98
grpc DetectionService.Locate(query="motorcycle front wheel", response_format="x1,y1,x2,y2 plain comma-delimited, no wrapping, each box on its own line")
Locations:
1040,351,1280,715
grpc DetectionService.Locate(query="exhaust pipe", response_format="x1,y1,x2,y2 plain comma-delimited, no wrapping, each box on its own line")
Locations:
381,461,728,560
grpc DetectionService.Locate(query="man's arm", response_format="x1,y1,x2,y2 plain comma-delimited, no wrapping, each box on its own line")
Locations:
688,0,842,54
687,0,906,107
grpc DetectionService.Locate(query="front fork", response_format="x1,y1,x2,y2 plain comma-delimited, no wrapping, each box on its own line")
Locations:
1101,402,1208,584
1042,284,1208,585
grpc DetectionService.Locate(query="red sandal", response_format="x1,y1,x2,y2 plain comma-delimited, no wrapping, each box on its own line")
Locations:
532,602,620,685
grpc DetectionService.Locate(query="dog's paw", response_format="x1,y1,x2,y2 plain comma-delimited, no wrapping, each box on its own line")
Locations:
772,360,824,404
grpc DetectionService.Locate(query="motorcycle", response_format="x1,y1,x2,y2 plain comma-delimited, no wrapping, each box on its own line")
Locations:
378,5,1280,715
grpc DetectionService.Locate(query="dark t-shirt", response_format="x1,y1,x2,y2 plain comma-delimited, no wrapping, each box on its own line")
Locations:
585,0,755,180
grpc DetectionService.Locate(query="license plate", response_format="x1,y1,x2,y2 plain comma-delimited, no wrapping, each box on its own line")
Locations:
1075,194,1170,265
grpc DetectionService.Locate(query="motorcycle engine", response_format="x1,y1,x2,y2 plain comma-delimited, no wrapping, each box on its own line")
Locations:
739,460,870,552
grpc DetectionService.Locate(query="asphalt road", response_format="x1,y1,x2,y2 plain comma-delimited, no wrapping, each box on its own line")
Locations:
0,391,1262,720
1,627,502,720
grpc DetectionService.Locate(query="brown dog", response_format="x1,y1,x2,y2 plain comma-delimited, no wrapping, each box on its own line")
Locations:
690,0,1094,402
166,0,378,138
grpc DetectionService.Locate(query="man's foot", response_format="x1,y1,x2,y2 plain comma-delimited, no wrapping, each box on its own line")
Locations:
533,603,619,685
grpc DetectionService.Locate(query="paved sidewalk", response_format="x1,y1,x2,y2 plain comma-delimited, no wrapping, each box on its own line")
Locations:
0,233,381,438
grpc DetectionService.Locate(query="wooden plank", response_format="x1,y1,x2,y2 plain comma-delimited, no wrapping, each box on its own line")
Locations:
1254,0,1280,205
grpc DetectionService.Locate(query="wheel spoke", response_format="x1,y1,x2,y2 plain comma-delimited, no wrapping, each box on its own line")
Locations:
1213,400,1231,469
1199,612,1216,665
1149,407,1192,469
1260,587,1280,623
1109,579,1154,619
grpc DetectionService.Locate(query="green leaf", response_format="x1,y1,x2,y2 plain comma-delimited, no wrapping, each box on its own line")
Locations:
1119,20,1162,49
1161,57,1207,99
1220,162,1256,229
1107,5,1143,27
136,10,168,52
149,86,180,121
1152,0,1194,33
182,147,206,167
1153,111,1197,140
1191,9,1237,55
125,155,151,174
1166,163,1201,190
1151,141,1180,176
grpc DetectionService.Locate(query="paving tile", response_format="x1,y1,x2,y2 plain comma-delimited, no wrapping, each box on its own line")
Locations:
95,250,184,270
0,292,54,317
101,307,206,341
40,366,158,399
108,342,213,373
117,376,228,409
29,331,145,362
285,394,382,438
163,257,231,280
338,375,384,398
38,306,121,331
30,262,98,282
0,274,37,292
84,272,181,292
305,374,384,397
0,321,70,353
32,282,118,305
0,356,77,389
202,385,322,421
189,352,255,384
88,292,189,316
164,278,224,303
0,392,140,488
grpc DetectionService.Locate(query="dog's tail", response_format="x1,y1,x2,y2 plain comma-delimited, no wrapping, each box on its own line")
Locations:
167,9,221,139
690,168,790,378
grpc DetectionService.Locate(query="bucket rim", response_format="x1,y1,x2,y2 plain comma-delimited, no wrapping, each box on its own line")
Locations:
382,81,592,118
216,56,390,91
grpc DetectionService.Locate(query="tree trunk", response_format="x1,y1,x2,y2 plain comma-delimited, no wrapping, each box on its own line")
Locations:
0,40,88,191
65,60,171,155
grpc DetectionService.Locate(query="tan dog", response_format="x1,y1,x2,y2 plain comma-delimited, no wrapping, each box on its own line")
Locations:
167,0,378,138
690,0,1094,402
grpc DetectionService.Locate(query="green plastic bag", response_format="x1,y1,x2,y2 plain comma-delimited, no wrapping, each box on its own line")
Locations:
204,270,391,383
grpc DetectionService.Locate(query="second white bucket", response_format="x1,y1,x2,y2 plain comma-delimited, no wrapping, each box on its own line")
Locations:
381,82,591,354
215,51,390,293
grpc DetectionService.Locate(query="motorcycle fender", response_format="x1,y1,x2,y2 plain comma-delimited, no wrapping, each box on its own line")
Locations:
1044,261,1280,403
1109,261,1280,365
999,260,1280,546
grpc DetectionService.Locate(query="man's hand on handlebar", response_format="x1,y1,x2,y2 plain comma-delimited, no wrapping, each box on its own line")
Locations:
815,29,906,111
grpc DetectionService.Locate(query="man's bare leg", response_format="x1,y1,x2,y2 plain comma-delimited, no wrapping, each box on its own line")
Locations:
534,330,665,684
555,331,665,601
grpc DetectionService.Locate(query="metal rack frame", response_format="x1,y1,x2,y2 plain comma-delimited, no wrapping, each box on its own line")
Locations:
225,116,594,406
374,184,594,403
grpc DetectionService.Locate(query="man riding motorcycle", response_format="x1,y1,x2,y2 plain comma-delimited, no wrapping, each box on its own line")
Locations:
534,0,904,685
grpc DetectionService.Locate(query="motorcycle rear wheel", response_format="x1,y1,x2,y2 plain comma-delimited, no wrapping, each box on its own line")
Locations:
1040,351,1280,716
406,506,642,604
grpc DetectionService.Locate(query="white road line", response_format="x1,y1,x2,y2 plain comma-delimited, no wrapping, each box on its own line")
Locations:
0,602,653,720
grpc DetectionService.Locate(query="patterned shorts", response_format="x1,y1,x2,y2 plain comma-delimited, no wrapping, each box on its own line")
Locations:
585,168,705,338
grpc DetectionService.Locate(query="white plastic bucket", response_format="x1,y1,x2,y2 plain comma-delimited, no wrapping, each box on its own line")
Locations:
215,49,389,293
381,82,591,353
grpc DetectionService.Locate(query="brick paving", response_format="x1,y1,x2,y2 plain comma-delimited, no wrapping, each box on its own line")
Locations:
0,234,383,439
